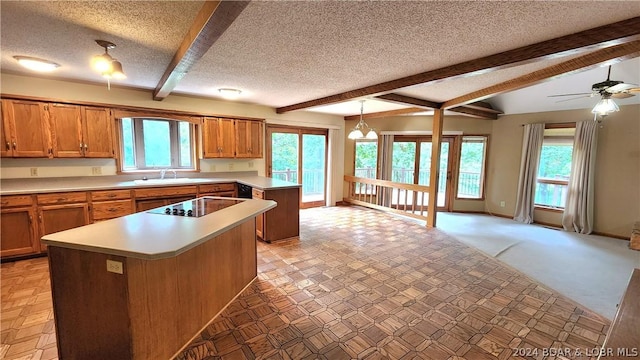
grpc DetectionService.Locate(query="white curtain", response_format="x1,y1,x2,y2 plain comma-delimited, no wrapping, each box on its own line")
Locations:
378,134,394,207
514,123,545,223
562,120,598,234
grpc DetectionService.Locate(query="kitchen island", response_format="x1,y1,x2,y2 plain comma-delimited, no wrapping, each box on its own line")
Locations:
42,196,276,360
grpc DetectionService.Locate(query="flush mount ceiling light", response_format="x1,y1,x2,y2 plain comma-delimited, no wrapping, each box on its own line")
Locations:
218,88,242,99
348,100,377,140
13,56,60,72
91,40,126,90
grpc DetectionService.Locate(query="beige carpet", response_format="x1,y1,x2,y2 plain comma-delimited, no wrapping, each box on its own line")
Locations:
435,212,640,320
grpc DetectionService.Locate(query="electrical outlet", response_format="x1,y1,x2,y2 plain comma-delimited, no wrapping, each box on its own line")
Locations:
210,164,216,172
228,163,234,170
248,161,254,168
30,168,38,177
500,201,506,207
106,260,123,274
91,167,102,175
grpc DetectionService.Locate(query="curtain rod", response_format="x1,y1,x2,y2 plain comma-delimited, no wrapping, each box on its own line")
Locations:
520,122,576,128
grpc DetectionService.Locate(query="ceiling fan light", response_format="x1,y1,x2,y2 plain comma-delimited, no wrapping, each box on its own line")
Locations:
111,60,126,79
348,129,364,139
591,98,619,115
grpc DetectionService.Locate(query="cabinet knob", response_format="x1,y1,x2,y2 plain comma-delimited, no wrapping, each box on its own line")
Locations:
5,142,9,151
84,144,88,151
12,142,16,150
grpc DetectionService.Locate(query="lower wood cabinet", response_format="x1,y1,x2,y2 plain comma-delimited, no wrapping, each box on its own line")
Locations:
134,186,198,212
90,190,134,222
198,183,236,198
0,195,39,258
38,203,90,252
252,187,299,242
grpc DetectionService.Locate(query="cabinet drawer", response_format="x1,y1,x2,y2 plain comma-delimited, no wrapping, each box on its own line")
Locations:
1,195,33,207
134,186,197,199
252,189,264,199
198,183,235,193
201,191,236,198
37,192,88,205
92,200,134,220
91,189,132,201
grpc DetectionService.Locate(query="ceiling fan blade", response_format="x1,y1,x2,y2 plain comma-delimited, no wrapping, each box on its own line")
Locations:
606,82,639,93
611,92,635,99
548,92,592,98
554,95,592,103
627,87,640,93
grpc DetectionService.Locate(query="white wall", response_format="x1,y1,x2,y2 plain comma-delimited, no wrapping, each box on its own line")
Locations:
0,73,346,204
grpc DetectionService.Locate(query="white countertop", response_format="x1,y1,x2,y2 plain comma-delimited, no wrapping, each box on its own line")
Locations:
41,197,277,260
0,174,300,195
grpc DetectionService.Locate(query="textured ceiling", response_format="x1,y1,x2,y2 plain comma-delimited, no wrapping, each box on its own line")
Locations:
1,1,639,116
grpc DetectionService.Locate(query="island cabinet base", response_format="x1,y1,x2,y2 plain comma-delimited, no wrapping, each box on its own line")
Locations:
47,220,257,360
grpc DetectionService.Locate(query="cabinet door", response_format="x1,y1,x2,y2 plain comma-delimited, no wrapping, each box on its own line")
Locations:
0,101,11,157
2,100,50,157
82,107,114,158
136,199,168,212
218,118,236,158
249,121,264,158
1,207,38,258
39,203,90,251
202,117,222,158
235,120,251,158
252,189,265,239
49,103,83,158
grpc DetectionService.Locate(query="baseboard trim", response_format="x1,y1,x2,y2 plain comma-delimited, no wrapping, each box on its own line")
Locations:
592,231,630,241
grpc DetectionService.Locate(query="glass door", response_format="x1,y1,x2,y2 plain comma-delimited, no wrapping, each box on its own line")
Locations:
391,136,454,211
267,126,328,208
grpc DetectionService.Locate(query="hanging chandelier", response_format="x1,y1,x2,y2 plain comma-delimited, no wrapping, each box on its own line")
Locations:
348,100,377,140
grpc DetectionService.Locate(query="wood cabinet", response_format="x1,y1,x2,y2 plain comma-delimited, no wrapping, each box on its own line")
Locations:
0,99,50,157
235,120,263,158
134,186,198,212
198,183,236,197
252,187,300,242
37,192,90,252
90,190,134,222
203,117,236,158
0,195,39,258
203,117,263,159
49,104,114,158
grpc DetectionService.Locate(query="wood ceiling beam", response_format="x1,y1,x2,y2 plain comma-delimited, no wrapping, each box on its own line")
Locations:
375,93,442,109
276,16,640,113
442,40,640,109
343,107,424,121
449,106,498,120
153,1,250,101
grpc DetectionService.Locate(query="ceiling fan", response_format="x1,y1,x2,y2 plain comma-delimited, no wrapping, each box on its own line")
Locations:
548,65,640,115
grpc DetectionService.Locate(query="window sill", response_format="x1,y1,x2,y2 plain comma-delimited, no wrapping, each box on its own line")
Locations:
455,196,484,201
534,205,564,213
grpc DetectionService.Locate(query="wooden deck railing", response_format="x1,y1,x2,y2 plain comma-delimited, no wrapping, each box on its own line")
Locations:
343,175,431,221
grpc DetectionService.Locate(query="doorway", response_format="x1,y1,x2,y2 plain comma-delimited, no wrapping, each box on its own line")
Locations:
266,126,328,208
391,136,454,211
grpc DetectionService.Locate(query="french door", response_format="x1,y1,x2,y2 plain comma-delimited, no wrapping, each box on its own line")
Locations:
266,126,328,209
391,136,454,211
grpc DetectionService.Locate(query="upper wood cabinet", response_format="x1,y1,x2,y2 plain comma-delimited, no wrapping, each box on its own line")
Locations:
81,107,114,158
49,104,114,158
1,99,50,157
235,120,263,158
203,117,236,158
0,99,114,159
203,117,263,159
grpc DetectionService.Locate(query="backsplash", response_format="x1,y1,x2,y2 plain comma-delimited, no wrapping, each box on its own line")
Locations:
0,158,265,179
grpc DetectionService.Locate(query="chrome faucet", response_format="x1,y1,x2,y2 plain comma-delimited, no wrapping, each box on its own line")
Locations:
160,169,177,179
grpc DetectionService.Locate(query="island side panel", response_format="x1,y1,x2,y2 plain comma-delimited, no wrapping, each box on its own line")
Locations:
264,187,300,242
47,247,132,359
126,220,257,359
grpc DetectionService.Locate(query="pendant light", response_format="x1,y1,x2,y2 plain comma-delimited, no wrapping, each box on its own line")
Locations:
91,40,126,89
348,100,377,140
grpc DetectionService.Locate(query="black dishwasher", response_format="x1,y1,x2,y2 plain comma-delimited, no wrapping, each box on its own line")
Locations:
237,183,252,198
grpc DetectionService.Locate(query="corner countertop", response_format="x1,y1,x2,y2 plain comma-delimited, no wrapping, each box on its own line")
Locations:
41,197,277,260
0,174,301,195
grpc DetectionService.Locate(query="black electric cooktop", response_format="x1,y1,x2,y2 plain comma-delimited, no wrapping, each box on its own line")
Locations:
147,197,244,218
